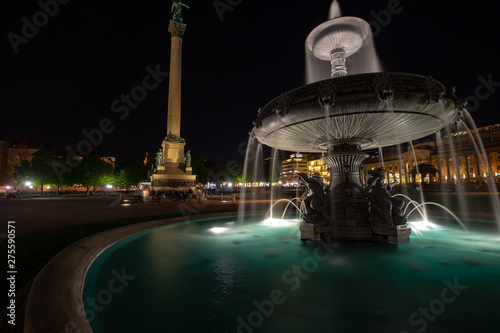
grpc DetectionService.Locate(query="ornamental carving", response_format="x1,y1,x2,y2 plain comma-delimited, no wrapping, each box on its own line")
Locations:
372,73,394,102
275,93,292,117
425,76,445,103
317,80,337,107
153,179,195,187
448,86,468,111
252,108,264,128
169,21,187,38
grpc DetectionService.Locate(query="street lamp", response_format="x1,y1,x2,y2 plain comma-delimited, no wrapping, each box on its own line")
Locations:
25,181,33,196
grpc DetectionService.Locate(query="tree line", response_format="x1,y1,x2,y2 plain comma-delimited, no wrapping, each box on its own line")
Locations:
10,149,278,195
11,149,149,195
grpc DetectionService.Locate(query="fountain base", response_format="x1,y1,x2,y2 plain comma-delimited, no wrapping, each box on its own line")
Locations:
299,221,412,244
372,224,412,244
299,221,331,241
298,141,411,244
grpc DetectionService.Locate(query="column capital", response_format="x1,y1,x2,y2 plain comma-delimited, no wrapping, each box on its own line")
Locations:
169,20,187,39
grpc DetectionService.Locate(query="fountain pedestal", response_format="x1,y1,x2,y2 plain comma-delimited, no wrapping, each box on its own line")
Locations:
323,142,372,241
298,142,413,243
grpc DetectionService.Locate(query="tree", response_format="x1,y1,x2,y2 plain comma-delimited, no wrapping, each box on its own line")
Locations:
206,160,242,185
30,149,62,195
73,155,113,194
191,154,208,184
114,159,143,191
12,160,31,187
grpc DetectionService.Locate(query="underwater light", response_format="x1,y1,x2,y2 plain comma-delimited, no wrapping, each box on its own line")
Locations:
411,220,441,231
261,218,299,227
209,227,228,234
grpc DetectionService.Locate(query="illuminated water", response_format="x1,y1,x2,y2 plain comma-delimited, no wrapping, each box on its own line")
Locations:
84,216,500,333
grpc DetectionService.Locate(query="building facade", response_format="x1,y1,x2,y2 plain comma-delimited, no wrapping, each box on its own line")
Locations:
279,153,309,185
304,123,500,185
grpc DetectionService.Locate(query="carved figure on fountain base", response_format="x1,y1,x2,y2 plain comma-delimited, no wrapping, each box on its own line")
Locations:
364,166,407,226
297,173,329,224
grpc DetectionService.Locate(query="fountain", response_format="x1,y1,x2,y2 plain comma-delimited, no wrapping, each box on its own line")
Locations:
252,3,463,244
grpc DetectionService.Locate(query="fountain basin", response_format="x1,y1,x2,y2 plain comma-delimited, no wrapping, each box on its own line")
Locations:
253,72,459,152
83,215,500,332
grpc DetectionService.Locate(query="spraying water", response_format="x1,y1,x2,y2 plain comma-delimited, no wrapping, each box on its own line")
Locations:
269,148,279,218
441,125,468,219
328,0,342,19
378,147,385,167
461,113,500,228
408,140,429,221
238,135,258,223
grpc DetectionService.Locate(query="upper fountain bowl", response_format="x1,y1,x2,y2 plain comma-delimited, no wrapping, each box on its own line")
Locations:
252,72,462,152
306,16,371,60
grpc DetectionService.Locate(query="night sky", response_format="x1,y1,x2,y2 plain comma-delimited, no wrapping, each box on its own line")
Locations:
1,0,499,163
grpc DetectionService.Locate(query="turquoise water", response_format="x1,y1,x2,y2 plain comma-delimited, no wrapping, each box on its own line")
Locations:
83,216,500,333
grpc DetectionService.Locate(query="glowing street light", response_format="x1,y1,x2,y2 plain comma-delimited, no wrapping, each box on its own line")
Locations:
25,181,32,187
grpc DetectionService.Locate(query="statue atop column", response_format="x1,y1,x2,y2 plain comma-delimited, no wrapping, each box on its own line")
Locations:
171,0,190,22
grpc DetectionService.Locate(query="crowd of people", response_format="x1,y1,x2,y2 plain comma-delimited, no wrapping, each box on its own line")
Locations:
149,188,197,203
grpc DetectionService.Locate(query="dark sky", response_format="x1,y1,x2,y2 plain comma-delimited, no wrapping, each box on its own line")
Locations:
1,0,499,163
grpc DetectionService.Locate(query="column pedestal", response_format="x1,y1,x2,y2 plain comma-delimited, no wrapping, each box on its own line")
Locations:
151,139,196,191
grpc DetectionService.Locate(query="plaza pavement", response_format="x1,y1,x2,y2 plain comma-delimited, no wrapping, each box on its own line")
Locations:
0,196,262,237
1,192,498,237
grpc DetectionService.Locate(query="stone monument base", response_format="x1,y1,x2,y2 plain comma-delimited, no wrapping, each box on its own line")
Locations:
151,172,196,191
151,137,196,191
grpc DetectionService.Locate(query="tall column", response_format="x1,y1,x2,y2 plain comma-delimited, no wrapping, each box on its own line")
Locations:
167,22,186,139
150,3,196,191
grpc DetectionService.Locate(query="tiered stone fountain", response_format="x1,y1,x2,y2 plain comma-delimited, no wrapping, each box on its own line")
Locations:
252,13,464,244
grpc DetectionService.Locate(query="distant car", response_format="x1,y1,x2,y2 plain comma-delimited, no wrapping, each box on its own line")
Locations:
6,192,21,199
